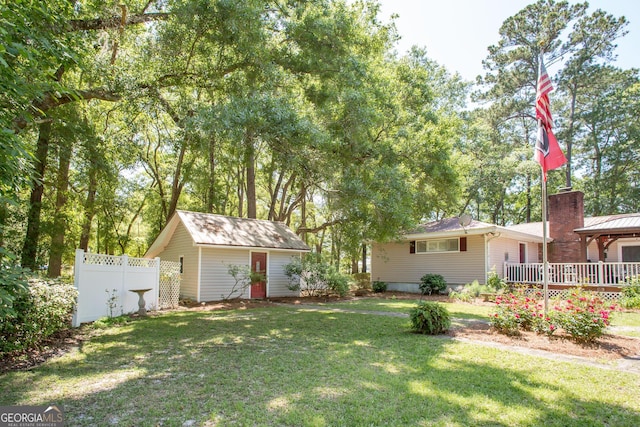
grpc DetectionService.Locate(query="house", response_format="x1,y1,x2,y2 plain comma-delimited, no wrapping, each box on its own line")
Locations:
372,190,640,293
145,210,310,301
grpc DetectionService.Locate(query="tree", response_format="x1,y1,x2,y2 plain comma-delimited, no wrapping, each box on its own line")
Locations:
474,0,629,223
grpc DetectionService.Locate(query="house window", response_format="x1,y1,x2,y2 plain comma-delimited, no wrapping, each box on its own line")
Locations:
622,245,640,262
415,238,460,253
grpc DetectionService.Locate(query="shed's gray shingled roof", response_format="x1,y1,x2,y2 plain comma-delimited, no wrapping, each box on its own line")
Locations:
177,210,310,251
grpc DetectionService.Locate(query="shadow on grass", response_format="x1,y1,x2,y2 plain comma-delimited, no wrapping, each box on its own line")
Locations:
0,307,638,426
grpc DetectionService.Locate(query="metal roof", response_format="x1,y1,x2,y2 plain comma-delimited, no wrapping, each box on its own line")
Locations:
575,213,640,235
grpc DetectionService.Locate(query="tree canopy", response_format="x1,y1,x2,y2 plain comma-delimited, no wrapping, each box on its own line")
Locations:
2,0,637,276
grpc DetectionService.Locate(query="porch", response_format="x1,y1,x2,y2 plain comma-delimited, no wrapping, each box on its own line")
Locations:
503,261,640,300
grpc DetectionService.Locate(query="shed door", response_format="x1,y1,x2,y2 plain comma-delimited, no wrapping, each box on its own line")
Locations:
251,252,267,299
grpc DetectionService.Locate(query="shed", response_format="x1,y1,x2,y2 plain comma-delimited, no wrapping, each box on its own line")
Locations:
145,210,310,301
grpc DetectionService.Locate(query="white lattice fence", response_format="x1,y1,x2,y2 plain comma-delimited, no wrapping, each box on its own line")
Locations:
160,261,181,309
524,288,620,301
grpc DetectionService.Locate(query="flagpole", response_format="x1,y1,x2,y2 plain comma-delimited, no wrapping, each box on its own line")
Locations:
540,144,549,314
537,51,549,314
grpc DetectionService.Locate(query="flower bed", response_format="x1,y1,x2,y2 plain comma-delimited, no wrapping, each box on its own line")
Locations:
489,286,618,344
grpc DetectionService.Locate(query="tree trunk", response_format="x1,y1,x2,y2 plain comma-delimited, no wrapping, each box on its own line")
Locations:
361,244,367,273
245,132,257,219
0,204,6,261
79,139,101,252
21,121,52,270
48,138,72,277
167,140,187,221
525,173,532,223
79,164,98,251
350,257,358,274
207,134,216,212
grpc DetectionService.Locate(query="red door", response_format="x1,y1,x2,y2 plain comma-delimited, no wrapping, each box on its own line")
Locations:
251,252,267,299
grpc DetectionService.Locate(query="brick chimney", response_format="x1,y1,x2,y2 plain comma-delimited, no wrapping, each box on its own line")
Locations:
548,190,584,263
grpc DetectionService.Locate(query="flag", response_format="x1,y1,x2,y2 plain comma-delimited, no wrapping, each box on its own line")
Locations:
534,57,566,181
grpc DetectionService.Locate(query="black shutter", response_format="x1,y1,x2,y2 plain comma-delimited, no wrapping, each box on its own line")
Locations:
409,241,416,254
460,237,467,252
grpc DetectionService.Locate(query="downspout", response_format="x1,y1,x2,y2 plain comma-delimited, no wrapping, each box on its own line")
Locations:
484,231,501,284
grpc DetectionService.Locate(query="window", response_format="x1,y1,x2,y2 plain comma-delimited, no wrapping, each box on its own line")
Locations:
415,238,460,253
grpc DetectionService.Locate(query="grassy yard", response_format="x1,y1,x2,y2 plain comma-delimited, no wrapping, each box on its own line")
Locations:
320,297,640,334
319,298,492,320
1,303,639,426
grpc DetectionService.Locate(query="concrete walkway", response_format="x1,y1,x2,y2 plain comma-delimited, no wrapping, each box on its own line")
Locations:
283,304,640,375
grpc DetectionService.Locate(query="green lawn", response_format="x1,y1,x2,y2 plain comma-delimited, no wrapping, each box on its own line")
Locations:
1,303,639,426
319,298,492,320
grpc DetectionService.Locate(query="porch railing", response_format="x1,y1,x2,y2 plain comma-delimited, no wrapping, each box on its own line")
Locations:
503,262,640,288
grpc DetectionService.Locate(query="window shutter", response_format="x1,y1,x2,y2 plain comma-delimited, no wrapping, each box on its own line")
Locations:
460,237,467,252
409,241,416,254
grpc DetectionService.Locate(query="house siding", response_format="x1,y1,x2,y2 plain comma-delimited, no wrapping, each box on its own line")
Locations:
268,252,301,297
200,248,251,301
155,222,199,300
488,237,540,278
586,237,640,262
371,235,486,287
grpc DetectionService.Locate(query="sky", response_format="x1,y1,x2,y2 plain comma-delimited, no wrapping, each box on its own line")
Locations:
376,0,640,81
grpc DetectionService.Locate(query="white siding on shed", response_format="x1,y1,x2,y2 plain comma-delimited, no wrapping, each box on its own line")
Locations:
268,252,301,297
200,248,251,301
372,235,486,285
155,222,198,299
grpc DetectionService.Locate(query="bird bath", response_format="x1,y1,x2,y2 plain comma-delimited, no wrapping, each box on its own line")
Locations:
129,288,152,316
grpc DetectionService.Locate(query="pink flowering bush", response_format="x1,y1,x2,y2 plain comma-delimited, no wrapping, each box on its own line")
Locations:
490,287,544,335
549,287,618,343
489,286,618,344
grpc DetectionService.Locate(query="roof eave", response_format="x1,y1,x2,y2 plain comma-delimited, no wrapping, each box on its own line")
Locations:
194,243,311,252
403,226,497,240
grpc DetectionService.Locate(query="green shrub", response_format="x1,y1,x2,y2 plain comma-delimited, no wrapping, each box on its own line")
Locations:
409,301,451,334
372,281,387,293
327,266,350,297
450,280,490,301
486,269,507,292
620,276,640,309
353,273,371,290
285,254,350,297
448,290,473,303
0,278,78,353
419,273,447,295
0,259,29,319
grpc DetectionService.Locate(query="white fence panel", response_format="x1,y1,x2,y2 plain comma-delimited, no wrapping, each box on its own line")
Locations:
73,249,160,327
